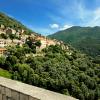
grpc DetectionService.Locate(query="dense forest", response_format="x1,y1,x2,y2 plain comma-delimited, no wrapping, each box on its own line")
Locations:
0,12,100,100
0,43,100,100
48,26,100,58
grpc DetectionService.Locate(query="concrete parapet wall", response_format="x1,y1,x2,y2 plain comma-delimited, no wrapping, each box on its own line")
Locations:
0,85,38,100
0,77,78,100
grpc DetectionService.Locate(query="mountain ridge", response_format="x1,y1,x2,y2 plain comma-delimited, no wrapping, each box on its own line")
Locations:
48,26,100,57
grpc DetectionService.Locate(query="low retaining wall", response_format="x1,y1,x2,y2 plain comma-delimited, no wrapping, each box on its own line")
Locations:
0,77,78,100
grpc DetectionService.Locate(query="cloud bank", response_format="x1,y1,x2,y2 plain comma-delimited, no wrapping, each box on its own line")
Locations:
49,0,100,26
50,24,59,29
50,23,73,31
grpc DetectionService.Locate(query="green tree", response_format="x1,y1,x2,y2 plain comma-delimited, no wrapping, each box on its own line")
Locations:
9,34,16,40
0,33,8,39
35,40,41,47
0,56,6,66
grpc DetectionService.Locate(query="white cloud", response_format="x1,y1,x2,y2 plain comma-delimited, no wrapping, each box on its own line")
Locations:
49,0,100,27
94,8,100,20
50,24,59,29
68,1,100,27
71,1,100,27
60,24,73,30
84,7,100,26
49,23,73,31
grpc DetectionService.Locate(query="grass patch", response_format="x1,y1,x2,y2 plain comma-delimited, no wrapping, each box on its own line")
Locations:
0,68,12,78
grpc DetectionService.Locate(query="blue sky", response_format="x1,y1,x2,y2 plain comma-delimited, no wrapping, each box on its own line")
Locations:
0,0,100,35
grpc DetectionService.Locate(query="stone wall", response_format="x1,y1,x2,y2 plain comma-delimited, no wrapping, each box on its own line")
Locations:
0,77,78,100
0,85,38,100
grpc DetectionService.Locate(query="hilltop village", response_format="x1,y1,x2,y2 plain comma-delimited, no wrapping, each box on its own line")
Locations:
0,24,69,56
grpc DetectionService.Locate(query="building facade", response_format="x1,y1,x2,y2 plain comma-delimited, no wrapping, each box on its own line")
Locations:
0,48,7,56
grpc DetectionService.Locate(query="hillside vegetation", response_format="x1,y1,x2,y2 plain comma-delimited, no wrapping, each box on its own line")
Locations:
0,12,35,35
0,13,100,100
48,26,100,58
0,44,100,100
0,68,11,78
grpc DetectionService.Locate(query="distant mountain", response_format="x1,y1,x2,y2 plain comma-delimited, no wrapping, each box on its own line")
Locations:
48,26,100,57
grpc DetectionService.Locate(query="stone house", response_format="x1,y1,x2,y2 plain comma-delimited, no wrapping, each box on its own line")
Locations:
12,39,24,46
0,39,23,47
0,39,12,47
35,36,56,50
0,24,5,29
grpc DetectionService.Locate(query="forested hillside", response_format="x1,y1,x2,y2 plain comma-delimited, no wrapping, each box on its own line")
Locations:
48,26,100,58
0,44,100,100
0,12,35,35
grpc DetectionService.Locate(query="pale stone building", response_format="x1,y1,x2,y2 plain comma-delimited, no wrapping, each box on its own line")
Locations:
0,30,5,35
21,29,25,34
0,39,12,47
0,24,5,34
0,39,23,47
12,39,24,46
35,36,56,50
0,24,5,29
47,39,56,46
